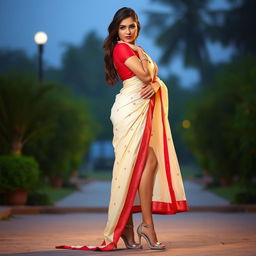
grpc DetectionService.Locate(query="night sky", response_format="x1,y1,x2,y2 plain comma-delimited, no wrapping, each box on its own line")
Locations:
0,0,232,87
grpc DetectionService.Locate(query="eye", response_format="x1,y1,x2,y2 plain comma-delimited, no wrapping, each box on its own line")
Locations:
119,26,126,30
129,24,136,29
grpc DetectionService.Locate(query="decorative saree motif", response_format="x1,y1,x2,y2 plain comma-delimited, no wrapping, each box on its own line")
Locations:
56,54,189,252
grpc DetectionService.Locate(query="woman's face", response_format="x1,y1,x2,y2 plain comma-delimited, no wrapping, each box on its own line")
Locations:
118,17,138,44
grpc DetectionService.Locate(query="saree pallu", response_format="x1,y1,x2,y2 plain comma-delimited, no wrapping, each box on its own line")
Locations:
56,76,189,251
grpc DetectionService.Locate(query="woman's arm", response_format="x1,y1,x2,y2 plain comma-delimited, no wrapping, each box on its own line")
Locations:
121,43,153,84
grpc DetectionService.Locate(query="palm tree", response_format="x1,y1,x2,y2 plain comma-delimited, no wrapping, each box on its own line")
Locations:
0,75,55,155
145,0,212,82
208,0,256,56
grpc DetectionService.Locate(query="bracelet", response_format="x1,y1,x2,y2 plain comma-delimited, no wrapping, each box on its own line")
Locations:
139,56,149,62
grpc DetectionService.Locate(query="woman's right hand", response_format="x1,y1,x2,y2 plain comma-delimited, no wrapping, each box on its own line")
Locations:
118,40,143,53
140,83,156,99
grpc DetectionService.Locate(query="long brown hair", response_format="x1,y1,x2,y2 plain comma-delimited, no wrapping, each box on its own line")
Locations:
103,7,141,86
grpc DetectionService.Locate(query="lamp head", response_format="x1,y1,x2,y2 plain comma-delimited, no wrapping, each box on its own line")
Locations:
34,31,48,45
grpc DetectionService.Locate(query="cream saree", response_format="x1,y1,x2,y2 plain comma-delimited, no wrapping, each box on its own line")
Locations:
56,54,189,251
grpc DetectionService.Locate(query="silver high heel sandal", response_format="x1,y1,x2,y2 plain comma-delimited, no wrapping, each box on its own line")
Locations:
121,224,143,249
137,223,166,250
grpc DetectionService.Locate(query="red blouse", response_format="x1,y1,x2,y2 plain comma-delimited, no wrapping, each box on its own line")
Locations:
113,43,139,81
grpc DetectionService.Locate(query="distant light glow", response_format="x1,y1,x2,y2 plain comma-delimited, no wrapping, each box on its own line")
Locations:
34,31,48,45
182,120,191,129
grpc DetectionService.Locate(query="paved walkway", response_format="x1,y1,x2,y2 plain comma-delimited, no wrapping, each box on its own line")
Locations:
56,181,111,207
1,180,255,255
56,180,230,207
0,212,255,256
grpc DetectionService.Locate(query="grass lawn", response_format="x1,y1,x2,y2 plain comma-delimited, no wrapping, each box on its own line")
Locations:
209,183,252,203
209,186,239,202
80,170,112,180
39,186,76,203
180,164,203,179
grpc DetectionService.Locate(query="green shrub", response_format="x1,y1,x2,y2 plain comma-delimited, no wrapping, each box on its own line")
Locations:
0,74,56,156
233,189,256,204
23,87,96,185
27,192,53,206
183,56,256,186
0,155,40,191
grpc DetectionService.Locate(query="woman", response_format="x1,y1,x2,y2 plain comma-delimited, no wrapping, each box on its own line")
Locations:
56,7,189,252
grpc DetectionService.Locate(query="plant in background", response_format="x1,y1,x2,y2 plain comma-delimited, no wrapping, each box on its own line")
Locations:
24,87,96,187
183,56,256,190
0,74,55,155
0,155,40,205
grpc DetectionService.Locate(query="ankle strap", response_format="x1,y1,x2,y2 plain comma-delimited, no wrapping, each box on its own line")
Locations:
142,223,154,228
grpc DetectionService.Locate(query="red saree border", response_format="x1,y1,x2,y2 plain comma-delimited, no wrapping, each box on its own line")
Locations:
159,88,178,211
55,242,115,251
132,200,189,215
112,95,156,245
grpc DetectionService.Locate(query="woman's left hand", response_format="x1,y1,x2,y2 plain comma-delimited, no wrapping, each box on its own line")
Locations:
140,84,155,99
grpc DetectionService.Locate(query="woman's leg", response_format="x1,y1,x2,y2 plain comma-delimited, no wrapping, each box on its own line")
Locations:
138,147,164,246
139,147,157,225
126,214,134,226
122,147,157,244
121,213,137,244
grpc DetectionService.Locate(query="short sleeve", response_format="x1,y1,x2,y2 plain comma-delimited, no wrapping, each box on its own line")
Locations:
113,43,136,63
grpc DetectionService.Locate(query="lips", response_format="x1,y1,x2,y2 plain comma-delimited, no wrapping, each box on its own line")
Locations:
125,36,132,39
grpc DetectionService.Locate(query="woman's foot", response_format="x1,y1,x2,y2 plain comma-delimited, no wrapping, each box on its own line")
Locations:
137,223,165,250
121,224,142,249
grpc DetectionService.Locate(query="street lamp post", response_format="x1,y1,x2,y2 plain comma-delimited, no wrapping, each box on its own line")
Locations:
34,31,48,82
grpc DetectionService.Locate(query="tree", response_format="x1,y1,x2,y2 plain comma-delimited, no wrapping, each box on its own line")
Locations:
0,74,55,155
0,49,36,75
59,31,120,140
183,56,256,186
164,74,196,164
24,88,96,185
209,0,256,56
145,0,212,82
